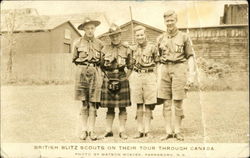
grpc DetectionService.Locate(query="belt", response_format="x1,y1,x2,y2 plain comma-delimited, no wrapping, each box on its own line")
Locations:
77,62,98,67
106,69,125,73
133,68,155,73
161,60,185,65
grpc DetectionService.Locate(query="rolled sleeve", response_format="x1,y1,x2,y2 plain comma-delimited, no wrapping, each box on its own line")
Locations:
72,39,80,63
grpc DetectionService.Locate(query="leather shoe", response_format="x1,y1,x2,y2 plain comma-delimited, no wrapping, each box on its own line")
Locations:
88,131,97,141
144,132,154,138
100,131,113,139
119,132,128,139
133,132,144,139
79,131,88,140
174,133,184,141
160,133,173,141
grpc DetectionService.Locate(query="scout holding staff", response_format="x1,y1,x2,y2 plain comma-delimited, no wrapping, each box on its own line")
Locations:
157,10,195,141
100,24,133,139
129,25,159,139
72,17,104,141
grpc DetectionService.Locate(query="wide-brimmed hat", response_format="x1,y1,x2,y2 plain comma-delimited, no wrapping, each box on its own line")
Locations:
104,23,127,36
77,17,101,30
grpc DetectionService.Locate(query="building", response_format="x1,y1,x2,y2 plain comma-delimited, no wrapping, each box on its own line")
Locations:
1,8,112,82
1,9,82,55
179,24,248,70
98,19,248,71
98,19,164,44
220,4,248,25
1,11,82,82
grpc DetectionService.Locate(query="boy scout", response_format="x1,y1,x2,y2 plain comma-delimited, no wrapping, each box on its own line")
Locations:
129,25,159,139
157,10,195,141
100,24,133,139
72,17,104,141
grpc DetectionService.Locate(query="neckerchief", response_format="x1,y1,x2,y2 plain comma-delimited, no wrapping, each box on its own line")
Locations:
83,35,95,60
166,27,179,38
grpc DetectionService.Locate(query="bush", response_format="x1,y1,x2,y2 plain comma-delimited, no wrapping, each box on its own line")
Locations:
194,57,248,91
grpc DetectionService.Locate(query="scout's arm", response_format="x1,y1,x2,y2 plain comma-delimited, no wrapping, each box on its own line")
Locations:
72,38,80,65
125,47,134,79
100,47,106,71
155,35,164,73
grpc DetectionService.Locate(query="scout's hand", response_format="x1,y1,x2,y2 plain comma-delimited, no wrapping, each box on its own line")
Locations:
184,72,195,91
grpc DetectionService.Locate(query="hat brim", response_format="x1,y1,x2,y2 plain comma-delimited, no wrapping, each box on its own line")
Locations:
77,20,100,30
103,29,127,36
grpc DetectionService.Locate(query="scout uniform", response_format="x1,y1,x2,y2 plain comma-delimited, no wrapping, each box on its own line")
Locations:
72,17,104,140
129,26,159,138
157,10,194,141
100,24,133,139
130,40,158,105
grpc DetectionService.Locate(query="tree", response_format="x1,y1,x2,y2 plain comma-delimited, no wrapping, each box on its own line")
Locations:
1,8,41,80
2,9,21,79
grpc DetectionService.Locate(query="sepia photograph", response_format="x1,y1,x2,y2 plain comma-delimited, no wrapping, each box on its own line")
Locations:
1,0,249,157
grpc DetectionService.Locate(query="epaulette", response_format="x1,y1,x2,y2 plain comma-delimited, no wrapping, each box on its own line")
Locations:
156,34,165,43
129,44,137,51
147,41,156,47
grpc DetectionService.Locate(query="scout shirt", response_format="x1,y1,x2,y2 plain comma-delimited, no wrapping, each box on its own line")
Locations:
72,35,104,64
101,42,133,72
130,41,158,69
157,29,194,63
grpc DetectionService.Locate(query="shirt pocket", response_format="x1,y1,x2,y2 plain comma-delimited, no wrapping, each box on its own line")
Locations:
174,41,184,54
78,46,88,58
103,53,114,67
141,54,153,64
92,44,102,59
117,54,127,67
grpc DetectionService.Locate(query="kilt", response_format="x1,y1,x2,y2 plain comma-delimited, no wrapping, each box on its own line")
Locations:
100,71,131,108
74,65,103,103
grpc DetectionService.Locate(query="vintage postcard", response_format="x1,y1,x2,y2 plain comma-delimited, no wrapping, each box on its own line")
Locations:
1,0,249,157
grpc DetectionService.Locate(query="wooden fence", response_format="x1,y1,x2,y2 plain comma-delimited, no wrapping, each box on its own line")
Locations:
1,53,76,83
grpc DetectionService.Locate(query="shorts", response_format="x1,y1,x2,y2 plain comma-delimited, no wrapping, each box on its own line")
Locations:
157,62,187,100
75,65,103,103
129,70,157,105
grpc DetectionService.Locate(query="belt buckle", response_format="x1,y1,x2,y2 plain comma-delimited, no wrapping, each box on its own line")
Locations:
113,69,119,73
141,69,146,73
89,63,94,66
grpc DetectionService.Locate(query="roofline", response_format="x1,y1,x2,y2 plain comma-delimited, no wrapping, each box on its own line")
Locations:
97,19,164,38
121,20,164,33
179,24,248,30
52,20,82,37
0,29,50,34
0,21,82,37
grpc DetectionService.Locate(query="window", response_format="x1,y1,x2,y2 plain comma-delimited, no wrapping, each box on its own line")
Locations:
63,43,71,53
64,29,71,39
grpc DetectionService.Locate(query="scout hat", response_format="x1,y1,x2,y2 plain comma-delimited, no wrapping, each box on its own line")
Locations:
104,23,126,36
77,17,101,30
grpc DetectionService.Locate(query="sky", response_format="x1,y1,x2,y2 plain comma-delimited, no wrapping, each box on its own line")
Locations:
1,0,248,31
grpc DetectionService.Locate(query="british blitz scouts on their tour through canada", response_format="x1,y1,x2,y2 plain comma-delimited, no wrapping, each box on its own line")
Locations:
72,9,196,141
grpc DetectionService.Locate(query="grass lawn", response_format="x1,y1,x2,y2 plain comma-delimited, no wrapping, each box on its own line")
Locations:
1,85,249,143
